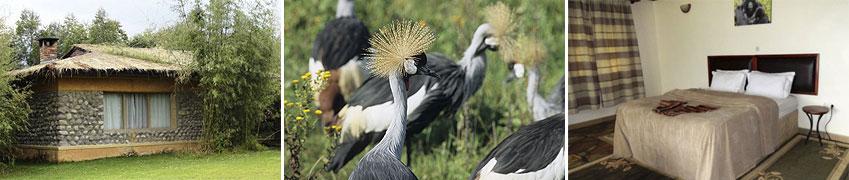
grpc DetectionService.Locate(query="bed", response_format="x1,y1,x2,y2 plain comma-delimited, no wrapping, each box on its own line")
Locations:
612,54,817,180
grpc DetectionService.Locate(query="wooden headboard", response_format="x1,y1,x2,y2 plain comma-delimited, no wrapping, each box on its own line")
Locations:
707,53,819,95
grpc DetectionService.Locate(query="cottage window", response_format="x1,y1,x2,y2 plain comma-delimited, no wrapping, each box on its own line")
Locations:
103,93,172,129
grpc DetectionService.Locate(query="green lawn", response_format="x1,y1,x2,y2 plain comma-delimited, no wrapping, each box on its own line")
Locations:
2,150,280,179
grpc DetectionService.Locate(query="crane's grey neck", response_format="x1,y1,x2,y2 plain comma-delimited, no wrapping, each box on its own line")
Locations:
371,74,407,159
336,0,355,18
461,24,492,62
526,66,545,120
458,24,492,101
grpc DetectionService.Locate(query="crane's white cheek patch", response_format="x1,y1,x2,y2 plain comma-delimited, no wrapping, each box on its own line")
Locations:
485,37,498,46
513,64,525,78
403,59,417,75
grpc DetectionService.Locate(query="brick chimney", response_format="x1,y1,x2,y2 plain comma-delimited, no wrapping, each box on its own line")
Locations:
37,37,59,62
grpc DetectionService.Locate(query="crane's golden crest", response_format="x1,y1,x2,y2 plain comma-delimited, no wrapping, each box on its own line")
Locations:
364,20,436,78
485,2,514,39
485,2,517,61
515,35,546,66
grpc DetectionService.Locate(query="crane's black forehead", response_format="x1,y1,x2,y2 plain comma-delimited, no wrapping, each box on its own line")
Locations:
413,53,427,66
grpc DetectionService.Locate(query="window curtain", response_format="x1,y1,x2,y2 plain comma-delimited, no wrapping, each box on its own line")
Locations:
103,93,123,129
149,94,171,128
126,94,148,129
568,0,645,113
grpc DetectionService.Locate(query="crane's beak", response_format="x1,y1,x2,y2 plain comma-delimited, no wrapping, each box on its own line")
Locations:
504,72,518,84
418,66,440,79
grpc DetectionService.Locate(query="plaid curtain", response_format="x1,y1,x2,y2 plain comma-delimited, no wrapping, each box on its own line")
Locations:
568,0,645,113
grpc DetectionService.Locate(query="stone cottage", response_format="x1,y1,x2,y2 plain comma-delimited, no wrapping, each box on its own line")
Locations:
10,38,203,162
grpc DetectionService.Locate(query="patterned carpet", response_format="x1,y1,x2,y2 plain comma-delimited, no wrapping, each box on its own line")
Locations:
567,120,614,169
568,118,849,180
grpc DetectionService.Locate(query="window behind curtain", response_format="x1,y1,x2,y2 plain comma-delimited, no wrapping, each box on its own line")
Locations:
103,94,123,129
104,93,172,129
568,0,646,113
126,94,149,129
149,94,171,128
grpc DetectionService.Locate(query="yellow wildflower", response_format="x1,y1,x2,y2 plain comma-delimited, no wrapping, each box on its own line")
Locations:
295,116,303,121
303,109,311,113
321,71,331,78
332,125,342,132
292,80,300,84
314,110,323,115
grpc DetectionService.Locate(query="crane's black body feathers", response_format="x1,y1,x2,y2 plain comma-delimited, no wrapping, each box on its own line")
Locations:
312,17,370,70
469,113,565,179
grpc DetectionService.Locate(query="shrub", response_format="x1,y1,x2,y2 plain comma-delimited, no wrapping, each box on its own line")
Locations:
0,18,32,173
172,0,280,151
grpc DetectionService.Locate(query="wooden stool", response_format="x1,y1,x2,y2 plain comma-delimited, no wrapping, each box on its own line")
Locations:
803,105,830,146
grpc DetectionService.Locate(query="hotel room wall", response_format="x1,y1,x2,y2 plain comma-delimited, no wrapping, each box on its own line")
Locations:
631,0,849,137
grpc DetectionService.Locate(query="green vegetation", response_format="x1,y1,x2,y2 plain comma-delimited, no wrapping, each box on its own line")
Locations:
13,10,41,66
87,8,129,45
1,150,281,179
169,0,280,151
10,8,130,67
0,17,32,173
284,0,564,178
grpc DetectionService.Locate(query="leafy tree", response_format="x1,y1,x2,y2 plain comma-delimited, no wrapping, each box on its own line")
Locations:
88,8,128,45
58,15,88,56
0,17,32,173
13,9,41,67
171,0,279,151
154,22,196,51
128,29,157,48
38,22,61,38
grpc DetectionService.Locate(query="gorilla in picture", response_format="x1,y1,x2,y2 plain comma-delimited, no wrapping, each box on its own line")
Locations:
734,0,771,26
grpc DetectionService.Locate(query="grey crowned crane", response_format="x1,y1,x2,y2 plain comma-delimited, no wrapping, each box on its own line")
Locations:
326,4,516,172
310,0,371,124
348,20,437,180
470,36,565,180
469,113,565,179
504,35,565,121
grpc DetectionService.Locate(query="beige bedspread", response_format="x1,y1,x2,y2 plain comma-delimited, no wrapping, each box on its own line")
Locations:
613,89,783,180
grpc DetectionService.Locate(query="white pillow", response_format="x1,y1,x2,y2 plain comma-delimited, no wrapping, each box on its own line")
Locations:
753,71,794,94
710,70,747,92
746,71,795,98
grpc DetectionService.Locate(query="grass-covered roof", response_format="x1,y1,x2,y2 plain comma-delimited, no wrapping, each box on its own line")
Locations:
10,44,192,77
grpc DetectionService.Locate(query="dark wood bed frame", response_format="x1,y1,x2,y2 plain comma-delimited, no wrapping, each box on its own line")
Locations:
707,53,819,95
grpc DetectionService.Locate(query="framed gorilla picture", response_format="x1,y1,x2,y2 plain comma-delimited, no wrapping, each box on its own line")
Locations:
734,0,772,26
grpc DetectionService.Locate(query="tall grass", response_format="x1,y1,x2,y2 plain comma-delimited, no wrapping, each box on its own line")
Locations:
283,0,564,178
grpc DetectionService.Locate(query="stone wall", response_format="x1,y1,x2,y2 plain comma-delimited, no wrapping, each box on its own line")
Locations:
56,91,104,146
18,91,203,147
17,92,61,146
